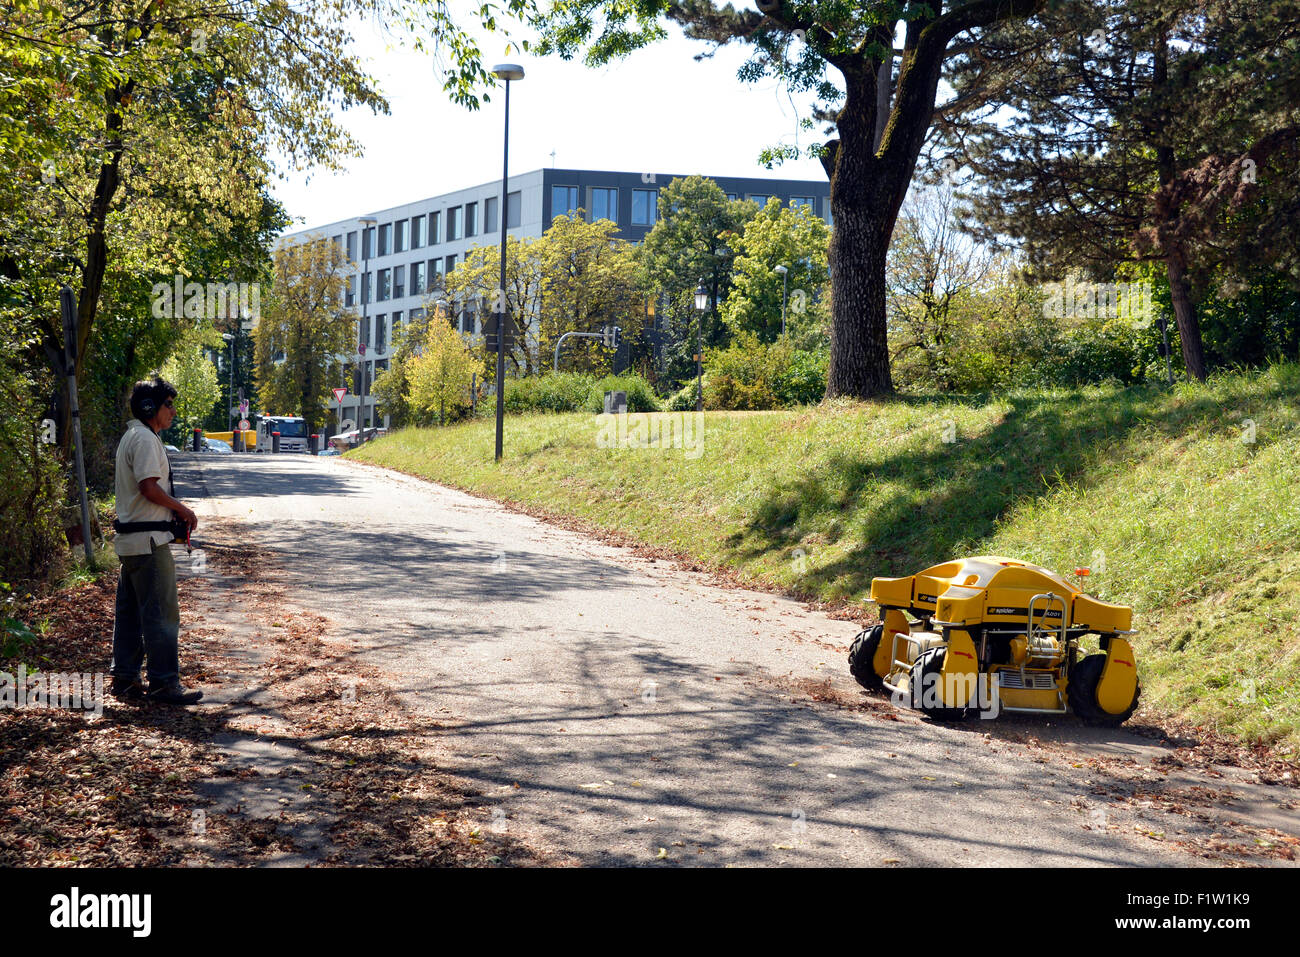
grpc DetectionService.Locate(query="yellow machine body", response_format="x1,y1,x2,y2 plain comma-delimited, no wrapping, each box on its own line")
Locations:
865,556,1139,723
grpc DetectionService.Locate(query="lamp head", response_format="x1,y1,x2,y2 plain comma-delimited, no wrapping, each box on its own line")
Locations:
694,283,709,312
774,264,788,275
492,63,525,81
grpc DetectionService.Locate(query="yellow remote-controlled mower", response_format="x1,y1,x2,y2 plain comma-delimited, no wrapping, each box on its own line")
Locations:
847,557,1140,724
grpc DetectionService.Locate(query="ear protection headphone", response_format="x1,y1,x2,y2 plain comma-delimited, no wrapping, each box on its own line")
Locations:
139,394,158,418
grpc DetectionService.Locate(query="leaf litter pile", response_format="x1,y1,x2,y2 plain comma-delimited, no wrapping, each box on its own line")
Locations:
0,525,562,867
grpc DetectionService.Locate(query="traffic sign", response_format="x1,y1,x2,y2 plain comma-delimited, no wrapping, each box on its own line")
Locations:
483,312,515,350
238,419,250,431
358,342,366,356
333,387,347,403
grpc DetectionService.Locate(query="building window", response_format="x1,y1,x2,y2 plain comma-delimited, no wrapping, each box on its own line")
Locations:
359,314,371,347
377,268,391,302
791,196,816,212
747,193,778,207
361,271,371,305
411,261,426,296
590,187,617,223
409,307,425,321
394,264,405,299
363,227,376,259
632,189,658,226
429,211,441,245
461,308,474,334
447,207,462,241
346,231,357,262
428,258,443,281
394,219,407,253
552,185,580,220
484,196,498,233
345,275,356,308
376,314,387,354
445,254,457,273
378,223,391,256
726,192,739,202
465,202,477,237
332,234,343,251
506,190,521,228
391,310,402,343
411,215,425,249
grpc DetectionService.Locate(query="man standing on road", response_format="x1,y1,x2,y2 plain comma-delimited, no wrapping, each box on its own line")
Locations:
109,376,204,706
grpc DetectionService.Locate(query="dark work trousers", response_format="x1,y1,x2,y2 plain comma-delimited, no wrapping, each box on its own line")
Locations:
110,541,181,688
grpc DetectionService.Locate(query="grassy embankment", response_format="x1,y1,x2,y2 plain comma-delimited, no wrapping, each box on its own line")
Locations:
350,366,1300,752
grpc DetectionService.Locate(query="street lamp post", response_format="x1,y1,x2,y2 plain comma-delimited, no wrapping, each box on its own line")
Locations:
358,215,377,431
774,264,789,338
221,332,235,430
694,282,708,413
491,62,524,462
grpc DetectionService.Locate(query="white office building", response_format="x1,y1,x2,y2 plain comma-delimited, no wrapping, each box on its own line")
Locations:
281,167,831,429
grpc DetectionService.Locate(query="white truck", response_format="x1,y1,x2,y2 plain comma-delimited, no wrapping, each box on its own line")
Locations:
255,415,310,453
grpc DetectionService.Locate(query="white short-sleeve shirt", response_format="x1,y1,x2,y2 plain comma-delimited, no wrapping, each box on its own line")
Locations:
114,419,174,556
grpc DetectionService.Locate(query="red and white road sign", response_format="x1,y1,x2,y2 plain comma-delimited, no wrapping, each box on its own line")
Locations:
333,387,347,403
238,419,250,431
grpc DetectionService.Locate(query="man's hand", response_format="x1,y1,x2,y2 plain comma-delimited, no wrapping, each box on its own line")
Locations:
139,477,198,531
176,504,198,531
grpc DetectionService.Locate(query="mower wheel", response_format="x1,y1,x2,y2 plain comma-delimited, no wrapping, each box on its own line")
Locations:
848,625,886,691
908,648,970,721
1068,654,1140,726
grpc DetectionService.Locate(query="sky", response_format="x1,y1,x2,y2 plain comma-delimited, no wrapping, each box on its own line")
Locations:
270,13,834,234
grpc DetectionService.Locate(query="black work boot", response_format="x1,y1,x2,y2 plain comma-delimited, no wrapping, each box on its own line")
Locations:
147,684,204,706
109,676,146,701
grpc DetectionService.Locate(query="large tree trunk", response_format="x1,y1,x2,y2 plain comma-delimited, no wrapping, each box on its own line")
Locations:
1164,252,1207,382
825,60,898,399
827,203,893,397
1152,34,1207,382
824,34,945,399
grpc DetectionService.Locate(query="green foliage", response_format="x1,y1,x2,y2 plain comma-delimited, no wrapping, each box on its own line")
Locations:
502,372,661,414
780,349,831,405
254,238,354,437
160,325,224,433
448,214,648,376
665,381,700,412
2,582,39,660
585,374,661,413
1198,268,1300,369
503,372,597,414
704,333,828,410
0,310,68,585
720,201,830,344
639,176,758,388
407,315,484,425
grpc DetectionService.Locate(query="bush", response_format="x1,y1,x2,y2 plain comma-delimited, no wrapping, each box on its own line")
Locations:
0,335,68,586
666,381,700,412
503,372,661,414
703,333,828,410
776,349,829,406
503,372,597,414
584,374,661,413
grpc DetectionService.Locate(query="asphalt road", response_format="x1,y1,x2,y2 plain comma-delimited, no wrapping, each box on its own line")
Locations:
180,451,1230,867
